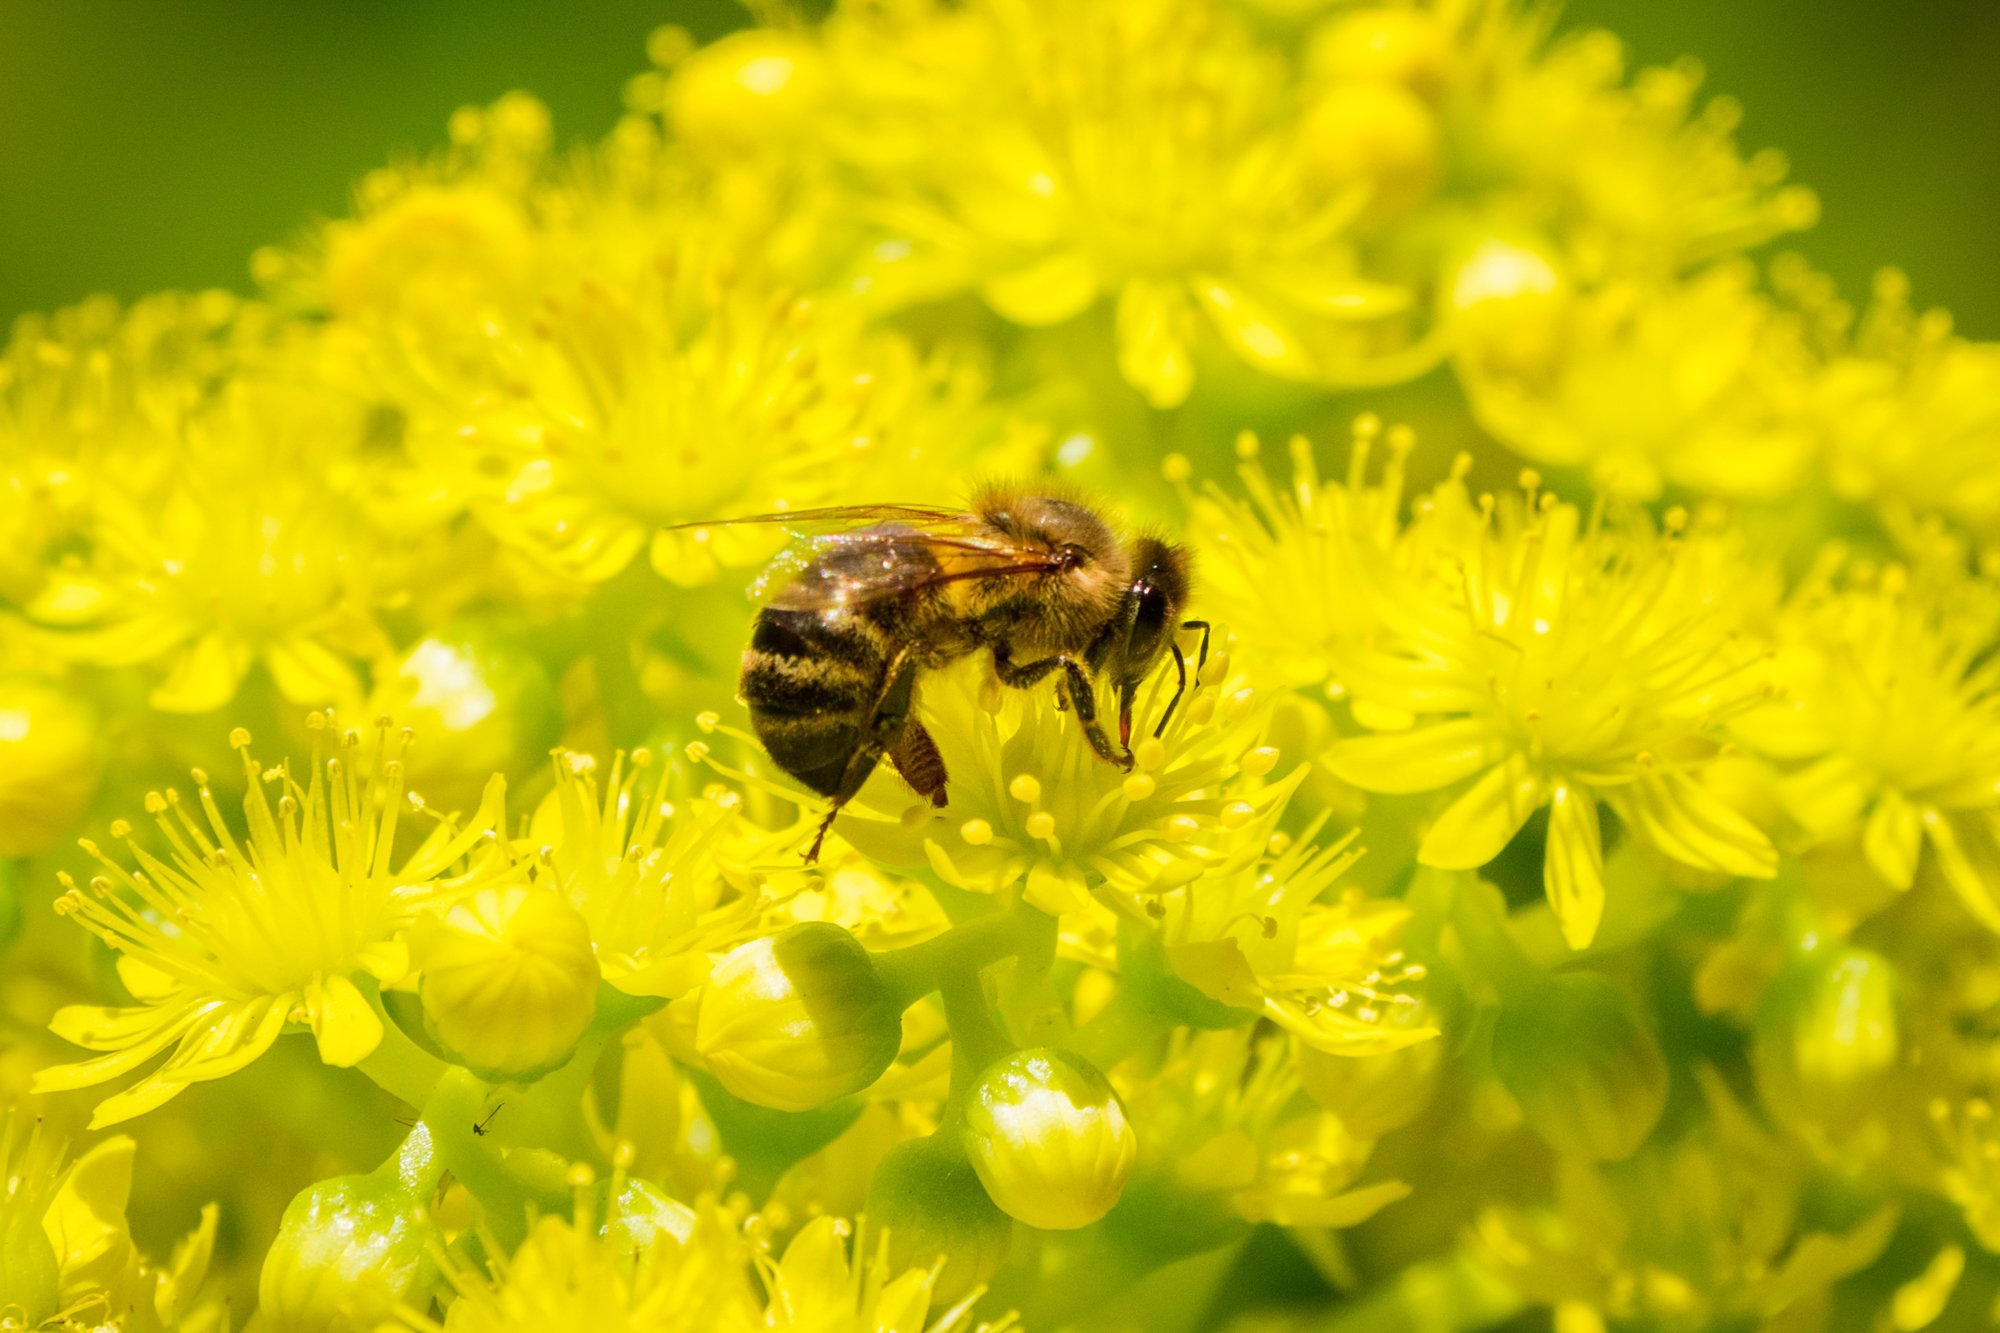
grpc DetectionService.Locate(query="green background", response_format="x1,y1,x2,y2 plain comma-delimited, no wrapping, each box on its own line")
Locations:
0,0,1995,335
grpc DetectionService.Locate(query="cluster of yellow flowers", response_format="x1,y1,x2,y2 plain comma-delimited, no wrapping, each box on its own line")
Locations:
3,0,1999,1327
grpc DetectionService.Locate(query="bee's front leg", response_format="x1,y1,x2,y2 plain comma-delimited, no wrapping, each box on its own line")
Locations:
1059,659,1130,771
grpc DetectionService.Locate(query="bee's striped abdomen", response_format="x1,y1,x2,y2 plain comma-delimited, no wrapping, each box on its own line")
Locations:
741,606,901,797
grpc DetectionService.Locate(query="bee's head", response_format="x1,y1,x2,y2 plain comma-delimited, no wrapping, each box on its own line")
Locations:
1112,536,1192,687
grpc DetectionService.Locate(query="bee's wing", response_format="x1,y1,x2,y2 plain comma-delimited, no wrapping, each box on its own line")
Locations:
662,503,975,536
753,525,1066,610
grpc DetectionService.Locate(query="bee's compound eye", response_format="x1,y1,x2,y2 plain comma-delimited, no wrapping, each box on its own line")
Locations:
1060,544,1088,570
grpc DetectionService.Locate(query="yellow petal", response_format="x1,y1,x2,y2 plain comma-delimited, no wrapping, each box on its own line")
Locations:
1921,808,2000,933
1024,858,1094,915
148,631,252,713
1544,783,1605,950
1114,277,1197,409
1193,275,1319,380
1166,939,1264,1012
1251,1178,1411,1228
1324,719,1505,794
154,1202,219,1328
41,1136,136,1284
310,972,385,1068
264,635,361,706
1861,788,1922,891
1418,753,1546,870
1615,771,1777,879
979,250,1101,326
1775,754,1874,837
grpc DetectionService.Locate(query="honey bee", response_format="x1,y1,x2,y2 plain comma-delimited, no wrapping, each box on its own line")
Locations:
674,491,1208,861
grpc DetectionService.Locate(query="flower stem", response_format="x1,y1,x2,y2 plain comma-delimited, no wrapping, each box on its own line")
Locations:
356,984,451,1109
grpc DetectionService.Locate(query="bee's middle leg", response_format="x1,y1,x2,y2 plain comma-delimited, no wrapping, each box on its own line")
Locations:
805,654,917,863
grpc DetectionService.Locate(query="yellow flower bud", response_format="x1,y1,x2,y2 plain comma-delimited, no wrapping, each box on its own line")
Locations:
866,1135,1013,1305
414,887,601,1080
1299,81,1441,225
1755,945,1899,1126
0,676,101,858
259,1129,443,1332
961,1049,1137,1230
667,30,830,147
694,922,902,1112
1490,973,1667,1162
1305,8,1449,95
1447,237,1573,385
367,622,560,817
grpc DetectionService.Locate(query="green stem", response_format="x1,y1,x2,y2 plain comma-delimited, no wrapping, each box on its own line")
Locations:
422,1067,564,1253
938,964,1015,1124
872,907,1028,1011
1070,986,1173,1072
1001,900,1066,1046
356,985,450,1109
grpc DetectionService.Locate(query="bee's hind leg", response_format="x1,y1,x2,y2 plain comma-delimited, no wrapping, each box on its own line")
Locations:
1059,660,1131,771
889,719,950,807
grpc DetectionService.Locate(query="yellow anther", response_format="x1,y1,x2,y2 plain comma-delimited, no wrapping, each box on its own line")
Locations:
1009,774,1043,804
1163,814,1200,842
108,819,130,839
1123,772,1157,801
1133,739,1166,771
960,819,994,846
229,727,252,748
901,803,931,829
1220,801,1256,830
1162,453,1193,482
1025,811,1057,840
1225,688,1256,723
1235,429,1260,459
696,711,720,733
1242,746,1280,776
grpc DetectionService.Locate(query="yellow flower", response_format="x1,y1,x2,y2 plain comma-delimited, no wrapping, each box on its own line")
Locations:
525,748,772,999
0,675,102,859
1176,422,1415,693
1,1116,219,1332
823,651,1299,917
1325,476,1778,949
1795,263,2000,540
25,373,391,714
0,291,245,607
1450,252,1820,500
404,1194,1012,1333
1114,1029,1411,1235
35,721,506,1127
1143,826,1437,1055
1458,22,1816,279
821,0,1440,406
1735,549,2000,922
290,94,1014,591
1470,1068,1897,1328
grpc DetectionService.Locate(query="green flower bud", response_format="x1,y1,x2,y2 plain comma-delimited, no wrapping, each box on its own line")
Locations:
694,922,902,1113
1755,944,1899,1125
960,1048,1137,1230
0,1111,63,1326
1490,972,1667,1162
414,886,601,1081
866,1134,1013,1304
258,1127,445,1332
0,675,101,859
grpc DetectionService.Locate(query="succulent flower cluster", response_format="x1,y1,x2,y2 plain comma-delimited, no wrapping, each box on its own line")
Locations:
1,0,1998,1328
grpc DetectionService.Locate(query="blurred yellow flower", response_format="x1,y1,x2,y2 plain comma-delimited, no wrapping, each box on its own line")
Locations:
1738,548,2000,922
